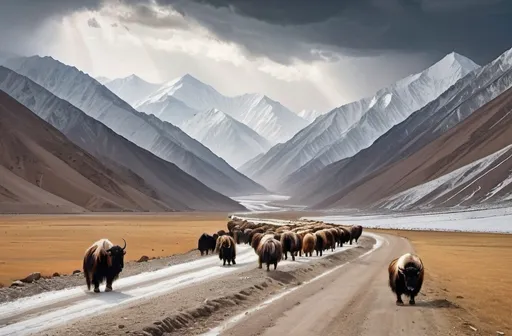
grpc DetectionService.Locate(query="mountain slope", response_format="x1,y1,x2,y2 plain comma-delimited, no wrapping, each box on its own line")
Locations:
0,90,175,213
137,74,308,144
297,109,324,123
104,74,160,106
181,108,272,168
4,56,266,197
243,52,479,190
0,67,246,211
314,83,512,210
136,95,198,126
293,47,512,207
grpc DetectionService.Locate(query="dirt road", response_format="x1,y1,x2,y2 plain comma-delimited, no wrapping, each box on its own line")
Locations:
207,233,463,336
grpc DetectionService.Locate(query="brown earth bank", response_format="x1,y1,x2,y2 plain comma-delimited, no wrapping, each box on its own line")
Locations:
314,84,512,210
42,236,376,336
369,229,512,335
0,213,228,289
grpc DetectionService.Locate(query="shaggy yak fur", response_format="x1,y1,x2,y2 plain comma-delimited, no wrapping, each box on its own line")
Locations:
215,235,237,266
198,233,216,255
251,232,265,252
314,230,327,256
83,238,126,293
256,234,283,271
217,229,227,236
339,227,351,245
321,229,335,252
280,231,302,261
302,233,316,257
388,253,424,305
349,225,363,244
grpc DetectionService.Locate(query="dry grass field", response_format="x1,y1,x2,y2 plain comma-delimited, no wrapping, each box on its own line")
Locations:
371,229,512,334
0,213,228,286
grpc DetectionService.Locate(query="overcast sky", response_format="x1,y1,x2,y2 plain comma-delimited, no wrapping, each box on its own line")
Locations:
1,0,511,112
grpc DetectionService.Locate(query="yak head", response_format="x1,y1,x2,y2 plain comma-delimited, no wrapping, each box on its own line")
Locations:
107,238,126,271
398,264,422,292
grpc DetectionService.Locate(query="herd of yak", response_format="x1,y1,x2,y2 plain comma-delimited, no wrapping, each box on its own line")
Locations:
197,217,363,270
81,217,424,306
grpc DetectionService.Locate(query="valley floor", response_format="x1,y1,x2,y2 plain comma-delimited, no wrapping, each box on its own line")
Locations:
0,213,229,287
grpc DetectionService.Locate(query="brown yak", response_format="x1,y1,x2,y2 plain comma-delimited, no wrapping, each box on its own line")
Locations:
215,235,236,266
388,253,424,305
302,233,316,257
280,231,302,261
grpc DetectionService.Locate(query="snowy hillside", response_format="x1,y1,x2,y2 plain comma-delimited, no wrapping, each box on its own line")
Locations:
375,144,512,211
3,56,267,197
0,66,247,211
181,108,272,168
242,52,480,190
298,109,324,123
294,46,512,207
105,74,161,106
136,95,198,126
136,74,308,144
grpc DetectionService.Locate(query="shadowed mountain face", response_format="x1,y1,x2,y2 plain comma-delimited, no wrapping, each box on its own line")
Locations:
314,85,512,210
0,90,176,213
3,56,267,197
0,67,247,212
291,47,512,208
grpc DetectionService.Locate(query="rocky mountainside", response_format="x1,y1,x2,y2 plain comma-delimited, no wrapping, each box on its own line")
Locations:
291,47,512,207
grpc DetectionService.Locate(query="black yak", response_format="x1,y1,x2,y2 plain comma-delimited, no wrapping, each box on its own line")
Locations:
215,235,236,266
388,253,424,305
280,231,302,261
197,233,216,256
83,238,126,293
349,225,363,244
256,234,283,271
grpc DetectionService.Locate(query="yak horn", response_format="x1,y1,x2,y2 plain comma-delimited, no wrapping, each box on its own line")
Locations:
121,238,126,250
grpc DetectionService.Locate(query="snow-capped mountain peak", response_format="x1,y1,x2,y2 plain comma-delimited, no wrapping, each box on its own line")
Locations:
181,108,272,168
104,73,161,106
242,51,480,189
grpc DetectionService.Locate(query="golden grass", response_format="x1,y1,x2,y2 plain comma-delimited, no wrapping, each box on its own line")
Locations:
0,213,229,286
371,229,512,333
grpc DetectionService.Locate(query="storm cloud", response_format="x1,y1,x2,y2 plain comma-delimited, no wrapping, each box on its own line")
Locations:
144,0,512,64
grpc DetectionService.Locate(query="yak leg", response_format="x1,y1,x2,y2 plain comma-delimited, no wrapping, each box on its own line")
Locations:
291,252,295,261
223,258,226,266
200,250,204,256
409,295,416,305
93,279,100,293
105,277,114,292
232,258,236,265
258,257,263,269
266,263,270,271
205,249,209,255
396,293,404,305
274,262,277,270
284,251,288,260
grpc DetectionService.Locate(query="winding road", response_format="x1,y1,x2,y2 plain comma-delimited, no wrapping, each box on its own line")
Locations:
205,233,458,336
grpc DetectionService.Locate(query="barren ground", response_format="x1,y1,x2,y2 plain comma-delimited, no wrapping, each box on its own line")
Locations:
369,229,512,335
0,213,228,287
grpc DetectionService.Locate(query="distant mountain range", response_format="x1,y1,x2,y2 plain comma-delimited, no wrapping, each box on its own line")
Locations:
3,56,267,198
0,66,247,212
1,46,511,213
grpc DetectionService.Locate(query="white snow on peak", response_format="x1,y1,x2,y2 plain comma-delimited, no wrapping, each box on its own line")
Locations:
297,109,326,123
181,108,272,168
136,74,308,144
242,52,480,189
105,74,161,106
95,76,111,85
136,94,199,126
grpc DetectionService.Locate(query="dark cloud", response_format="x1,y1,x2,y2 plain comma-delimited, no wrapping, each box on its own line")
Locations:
87,17,102,28
117,2,190,29
150,0,512,65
